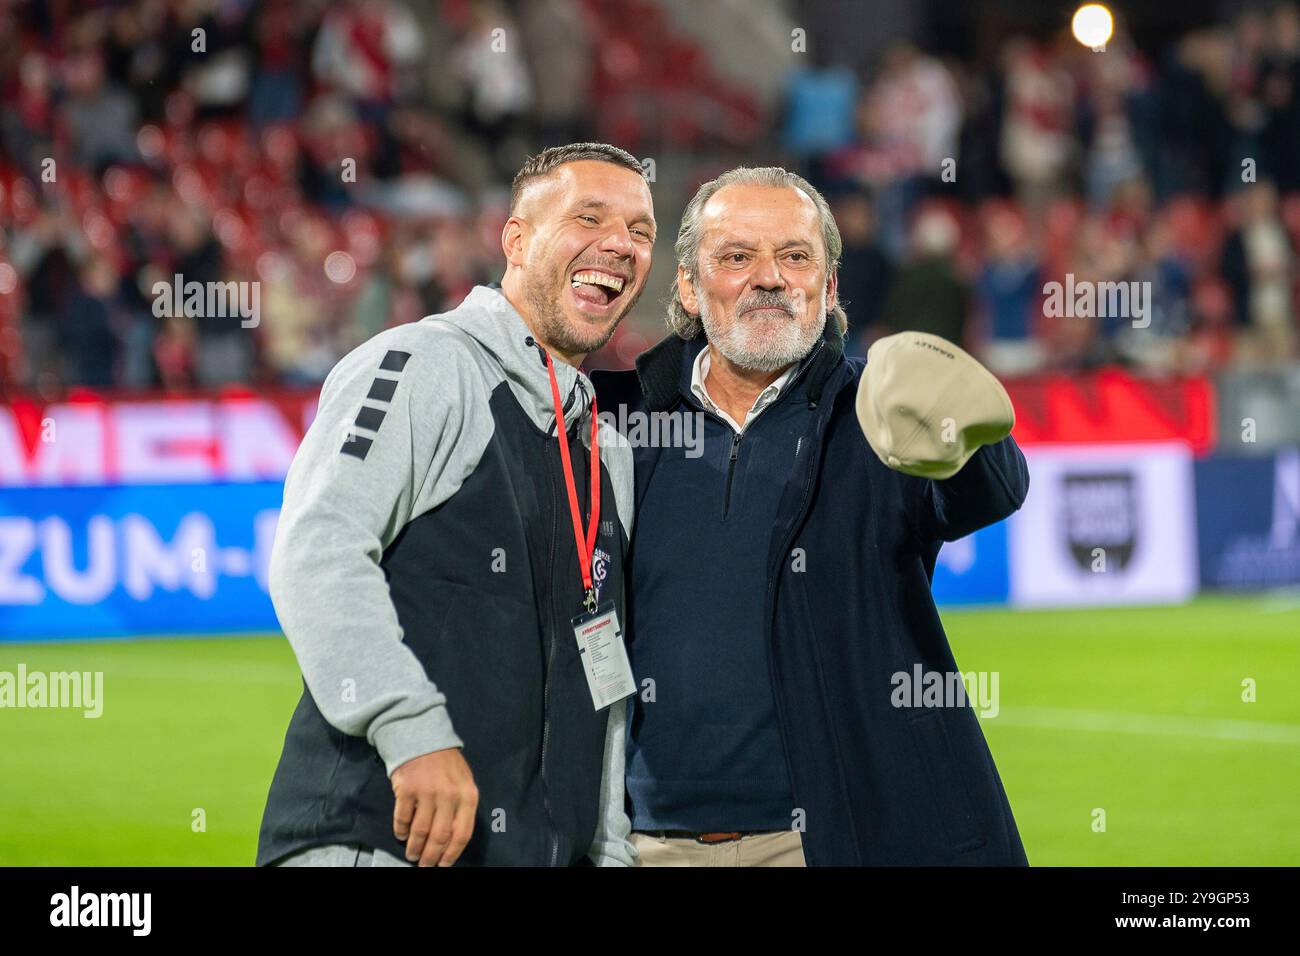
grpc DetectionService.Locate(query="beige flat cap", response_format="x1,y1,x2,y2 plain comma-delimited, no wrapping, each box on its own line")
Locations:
856,331,1015,479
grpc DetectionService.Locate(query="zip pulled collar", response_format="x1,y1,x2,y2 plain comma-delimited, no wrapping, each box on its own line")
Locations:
525,334,591,437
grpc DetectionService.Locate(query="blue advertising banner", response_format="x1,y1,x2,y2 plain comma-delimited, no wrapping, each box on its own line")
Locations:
931,520,1010,607
0,482,283,640
0,476,1016,640
1194,448,1300,590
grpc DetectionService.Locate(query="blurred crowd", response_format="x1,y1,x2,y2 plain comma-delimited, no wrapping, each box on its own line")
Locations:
1,0,698,393
789,4,1300,375
1,0,1299,395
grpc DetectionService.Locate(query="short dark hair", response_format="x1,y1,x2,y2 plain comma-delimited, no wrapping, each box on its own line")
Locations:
509,142,646,213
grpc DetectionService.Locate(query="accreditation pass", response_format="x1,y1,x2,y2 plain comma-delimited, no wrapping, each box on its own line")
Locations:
571,602,636,711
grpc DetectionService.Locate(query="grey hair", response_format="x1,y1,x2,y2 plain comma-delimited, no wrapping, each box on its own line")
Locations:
667,166,848,339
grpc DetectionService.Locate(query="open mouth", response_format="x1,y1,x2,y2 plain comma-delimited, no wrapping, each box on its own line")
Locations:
569,269,628,310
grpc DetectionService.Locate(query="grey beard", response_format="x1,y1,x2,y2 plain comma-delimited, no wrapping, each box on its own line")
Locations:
699,289,828,373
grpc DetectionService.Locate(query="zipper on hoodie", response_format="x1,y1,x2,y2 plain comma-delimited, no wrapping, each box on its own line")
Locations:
527,333,566,867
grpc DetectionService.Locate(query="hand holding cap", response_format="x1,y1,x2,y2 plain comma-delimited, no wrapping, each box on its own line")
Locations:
855,331,1015,479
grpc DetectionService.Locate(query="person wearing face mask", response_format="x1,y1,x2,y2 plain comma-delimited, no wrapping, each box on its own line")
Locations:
593,166,1030,866
257,143,656,867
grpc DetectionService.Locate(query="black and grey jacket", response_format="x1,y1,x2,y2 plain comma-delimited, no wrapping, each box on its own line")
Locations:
256,285,636,867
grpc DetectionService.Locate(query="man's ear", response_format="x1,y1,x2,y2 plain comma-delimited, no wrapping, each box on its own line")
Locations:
501,217,528,267
676,266,699,315
824,269,839,315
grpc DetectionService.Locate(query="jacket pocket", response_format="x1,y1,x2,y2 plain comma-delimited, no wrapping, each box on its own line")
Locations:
907,709,988,854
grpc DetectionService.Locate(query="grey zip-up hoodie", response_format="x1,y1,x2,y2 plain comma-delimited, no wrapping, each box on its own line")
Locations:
256,285,637,867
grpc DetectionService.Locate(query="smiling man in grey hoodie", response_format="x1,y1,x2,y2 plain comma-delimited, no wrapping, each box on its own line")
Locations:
256,143,655,867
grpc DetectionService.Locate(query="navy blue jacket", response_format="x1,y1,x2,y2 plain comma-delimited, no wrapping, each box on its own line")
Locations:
592,321,1031,865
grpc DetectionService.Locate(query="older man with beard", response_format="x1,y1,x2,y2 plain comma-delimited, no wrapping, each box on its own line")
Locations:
592,167,1031,866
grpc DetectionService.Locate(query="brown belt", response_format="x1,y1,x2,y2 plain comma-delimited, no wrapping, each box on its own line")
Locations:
650,830,765,844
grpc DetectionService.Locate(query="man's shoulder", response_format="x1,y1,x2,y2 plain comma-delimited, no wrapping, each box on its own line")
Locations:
330,316,491,392
364,313,479,357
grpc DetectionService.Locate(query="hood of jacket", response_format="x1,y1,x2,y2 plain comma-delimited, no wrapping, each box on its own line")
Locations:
437,284,596,435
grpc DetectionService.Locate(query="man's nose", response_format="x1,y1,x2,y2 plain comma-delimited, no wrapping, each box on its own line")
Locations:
599,222,635,258
750,252,785,290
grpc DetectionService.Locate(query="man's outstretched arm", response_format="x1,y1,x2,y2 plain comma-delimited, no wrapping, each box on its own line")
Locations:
917,434,1030,543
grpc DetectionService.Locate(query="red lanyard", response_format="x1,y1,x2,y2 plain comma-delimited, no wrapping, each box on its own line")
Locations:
544,351,600,612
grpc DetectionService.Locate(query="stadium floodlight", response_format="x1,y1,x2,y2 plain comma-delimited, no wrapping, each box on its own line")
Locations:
1071,3,1115,50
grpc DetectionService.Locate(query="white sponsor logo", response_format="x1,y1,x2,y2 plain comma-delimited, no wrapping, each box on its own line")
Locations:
0,400,307,486
0,511,277,606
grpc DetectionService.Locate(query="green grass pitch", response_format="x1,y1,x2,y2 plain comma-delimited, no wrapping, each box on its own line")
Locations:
1,594,1297,865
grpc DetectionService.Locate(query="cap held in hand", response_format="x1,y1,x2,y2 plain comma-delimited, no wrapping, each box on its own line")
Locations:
855,331,1015,479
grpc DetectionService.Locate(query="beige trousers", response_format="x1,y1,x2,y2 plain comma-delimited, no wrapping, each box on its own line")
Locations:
631,831,806,867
